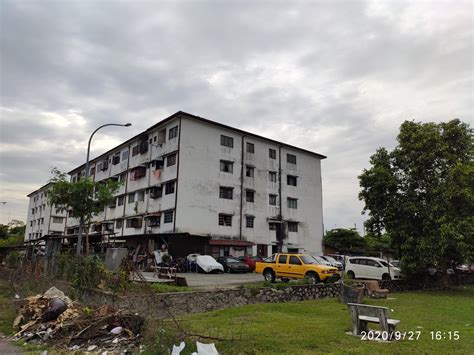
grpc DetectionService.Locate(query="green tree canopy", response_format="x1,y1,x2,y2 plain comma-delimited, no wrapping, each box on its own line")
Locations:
359,119,473,277
324,228,366,251
47,168,121,255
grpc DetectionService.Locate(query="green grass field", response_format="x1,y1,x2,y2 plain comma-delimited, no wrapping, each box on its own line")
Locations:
163,285,474,354
2,277,473,354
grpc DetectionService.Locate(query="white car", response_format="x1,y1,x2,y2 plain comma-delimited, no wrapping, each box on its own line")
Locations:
196,255,224,273
345,257,402,280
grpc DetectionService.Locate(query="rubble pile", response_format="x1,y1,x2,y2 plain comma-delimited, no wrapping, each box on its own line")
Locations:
13,287,144,352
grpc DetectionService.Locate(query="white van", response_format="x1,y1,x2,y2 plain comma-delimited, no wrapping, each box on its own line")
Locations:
345,257,402,280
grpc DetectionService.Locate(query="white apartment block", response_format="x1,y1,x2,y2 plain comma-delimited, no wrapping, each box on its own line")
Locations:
24,183,67,242
28,112,326,258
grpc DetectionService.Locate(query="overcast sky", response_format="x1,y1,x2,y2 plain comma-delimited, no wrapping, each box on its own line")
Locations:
0,0,472,232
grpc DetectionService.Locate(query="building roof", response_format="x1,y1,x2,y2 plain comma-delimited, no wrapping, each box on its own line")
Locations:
26,182,53,197
69,111,327,174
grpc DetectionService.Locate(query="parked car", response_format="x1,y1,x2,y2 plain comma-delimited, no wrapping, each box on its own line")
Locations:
196,255,224,273
327,254,348,268
456,264,473,274
311,255,332,266
217,256,250,273
320,255,343,270
237,255,263,271
255,253,339,283
345,256,402,280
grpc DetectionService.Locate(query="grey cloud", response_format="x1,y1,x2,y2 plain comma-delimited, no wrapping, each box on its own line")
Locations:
0,0,472,229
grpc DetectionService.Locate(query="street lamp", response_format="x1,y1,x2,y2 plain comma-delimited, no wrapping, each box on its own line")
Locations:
77,123,132,256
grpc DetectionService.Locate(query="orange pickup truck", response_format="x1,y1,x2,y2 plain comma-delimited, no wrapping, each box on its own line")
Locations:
255,253,339,283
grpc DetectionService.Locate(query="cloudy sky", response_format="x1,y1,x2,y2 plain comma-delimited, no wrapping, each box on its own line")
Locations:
1,0,472,232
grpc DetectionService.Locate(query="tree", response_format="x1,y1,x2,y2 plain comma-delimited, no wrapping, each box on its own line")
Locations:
0,220,25,247
324,228,366,251
359,119,473,284
48,168,121,256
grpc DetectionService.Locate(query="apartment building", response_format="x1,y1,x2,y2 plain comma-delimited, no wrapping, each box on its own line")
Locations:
29,111,326,257
24,183,67,242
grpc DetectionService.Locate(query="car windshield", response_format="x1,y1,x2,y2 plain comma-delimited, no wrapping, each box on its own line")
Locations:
227,258,240,264
324,256,337,263
300,255,317,264
379,260,395,267
312,256,329,265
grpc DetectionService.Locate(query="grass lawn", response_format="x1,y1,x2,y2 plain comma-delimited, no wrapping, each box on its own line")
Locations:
162,285,474,354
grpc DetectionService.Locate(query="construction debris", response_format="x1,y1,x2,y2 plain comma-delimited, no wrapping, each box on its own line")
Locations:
12,287,144,352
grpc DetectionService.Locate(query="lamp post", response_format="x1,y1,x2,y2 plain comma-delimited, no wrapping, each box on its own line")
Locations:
76,123,132,257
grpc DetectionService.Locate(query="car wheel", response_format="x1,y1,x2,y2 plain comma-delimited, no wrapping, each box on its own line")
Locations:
382,273,391,281
263,269,276,283
347,271,355,279
305,272,320,284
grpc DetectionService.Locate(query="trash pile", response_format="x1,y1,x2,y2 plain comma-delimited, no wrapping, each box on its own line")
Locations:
13,287,144,352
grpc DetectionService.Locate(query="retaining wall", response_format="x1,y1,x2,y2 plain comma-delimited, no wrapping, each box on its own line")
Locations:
78,283,342,318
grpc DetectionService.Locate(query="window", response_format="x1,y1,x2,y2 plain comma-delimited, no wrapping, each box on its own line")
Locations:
112,154,120,165
167,153,177,167
119,172,127,183
164,210,174,223
31,208,34,214
131,166,147,179
269,223,277,231
246,165,254,178
89,167,95,175
287,154,297,164
269,148,276,159
128,193,136,203
287,175,297,186
72,176,77,183
169,126,178,139
41,218,44,225
246,189,254,203
137,190,145,202
165,181,175,195
158,129,166,144
52,217,63,224
30,221,33,226
219,186,233,199
132,145,139,156
148,216,161,227
220,135,233,148
287,198,298,209
218,214,232,226
278,255,287,264
150,186,162,199
139,140,148,154
122,150,129,161
288,222,298,232
269,194,277,206
220,160,233,173
116,219,123,229
126,218,142,228
117,195,125,206
289,256,302,265
246,215,254,228
269,171,277,182
246,142,254,153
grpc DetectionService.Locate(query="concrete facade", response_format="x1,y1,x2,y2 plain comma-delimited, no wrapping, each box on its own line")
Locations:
24,183,67,242
26,112,326,257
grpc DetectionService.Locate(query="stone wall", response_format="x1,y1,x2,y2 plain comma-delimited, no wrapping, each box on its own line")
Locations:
78,283,341,319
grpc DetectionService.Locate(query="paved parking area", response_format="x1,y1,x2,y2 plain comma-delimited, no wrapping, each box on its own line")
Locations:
140,271,263,289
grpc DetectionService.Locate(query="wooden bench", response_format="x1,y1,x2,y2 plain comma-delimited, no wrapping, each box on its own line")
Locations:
347,303,400,337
